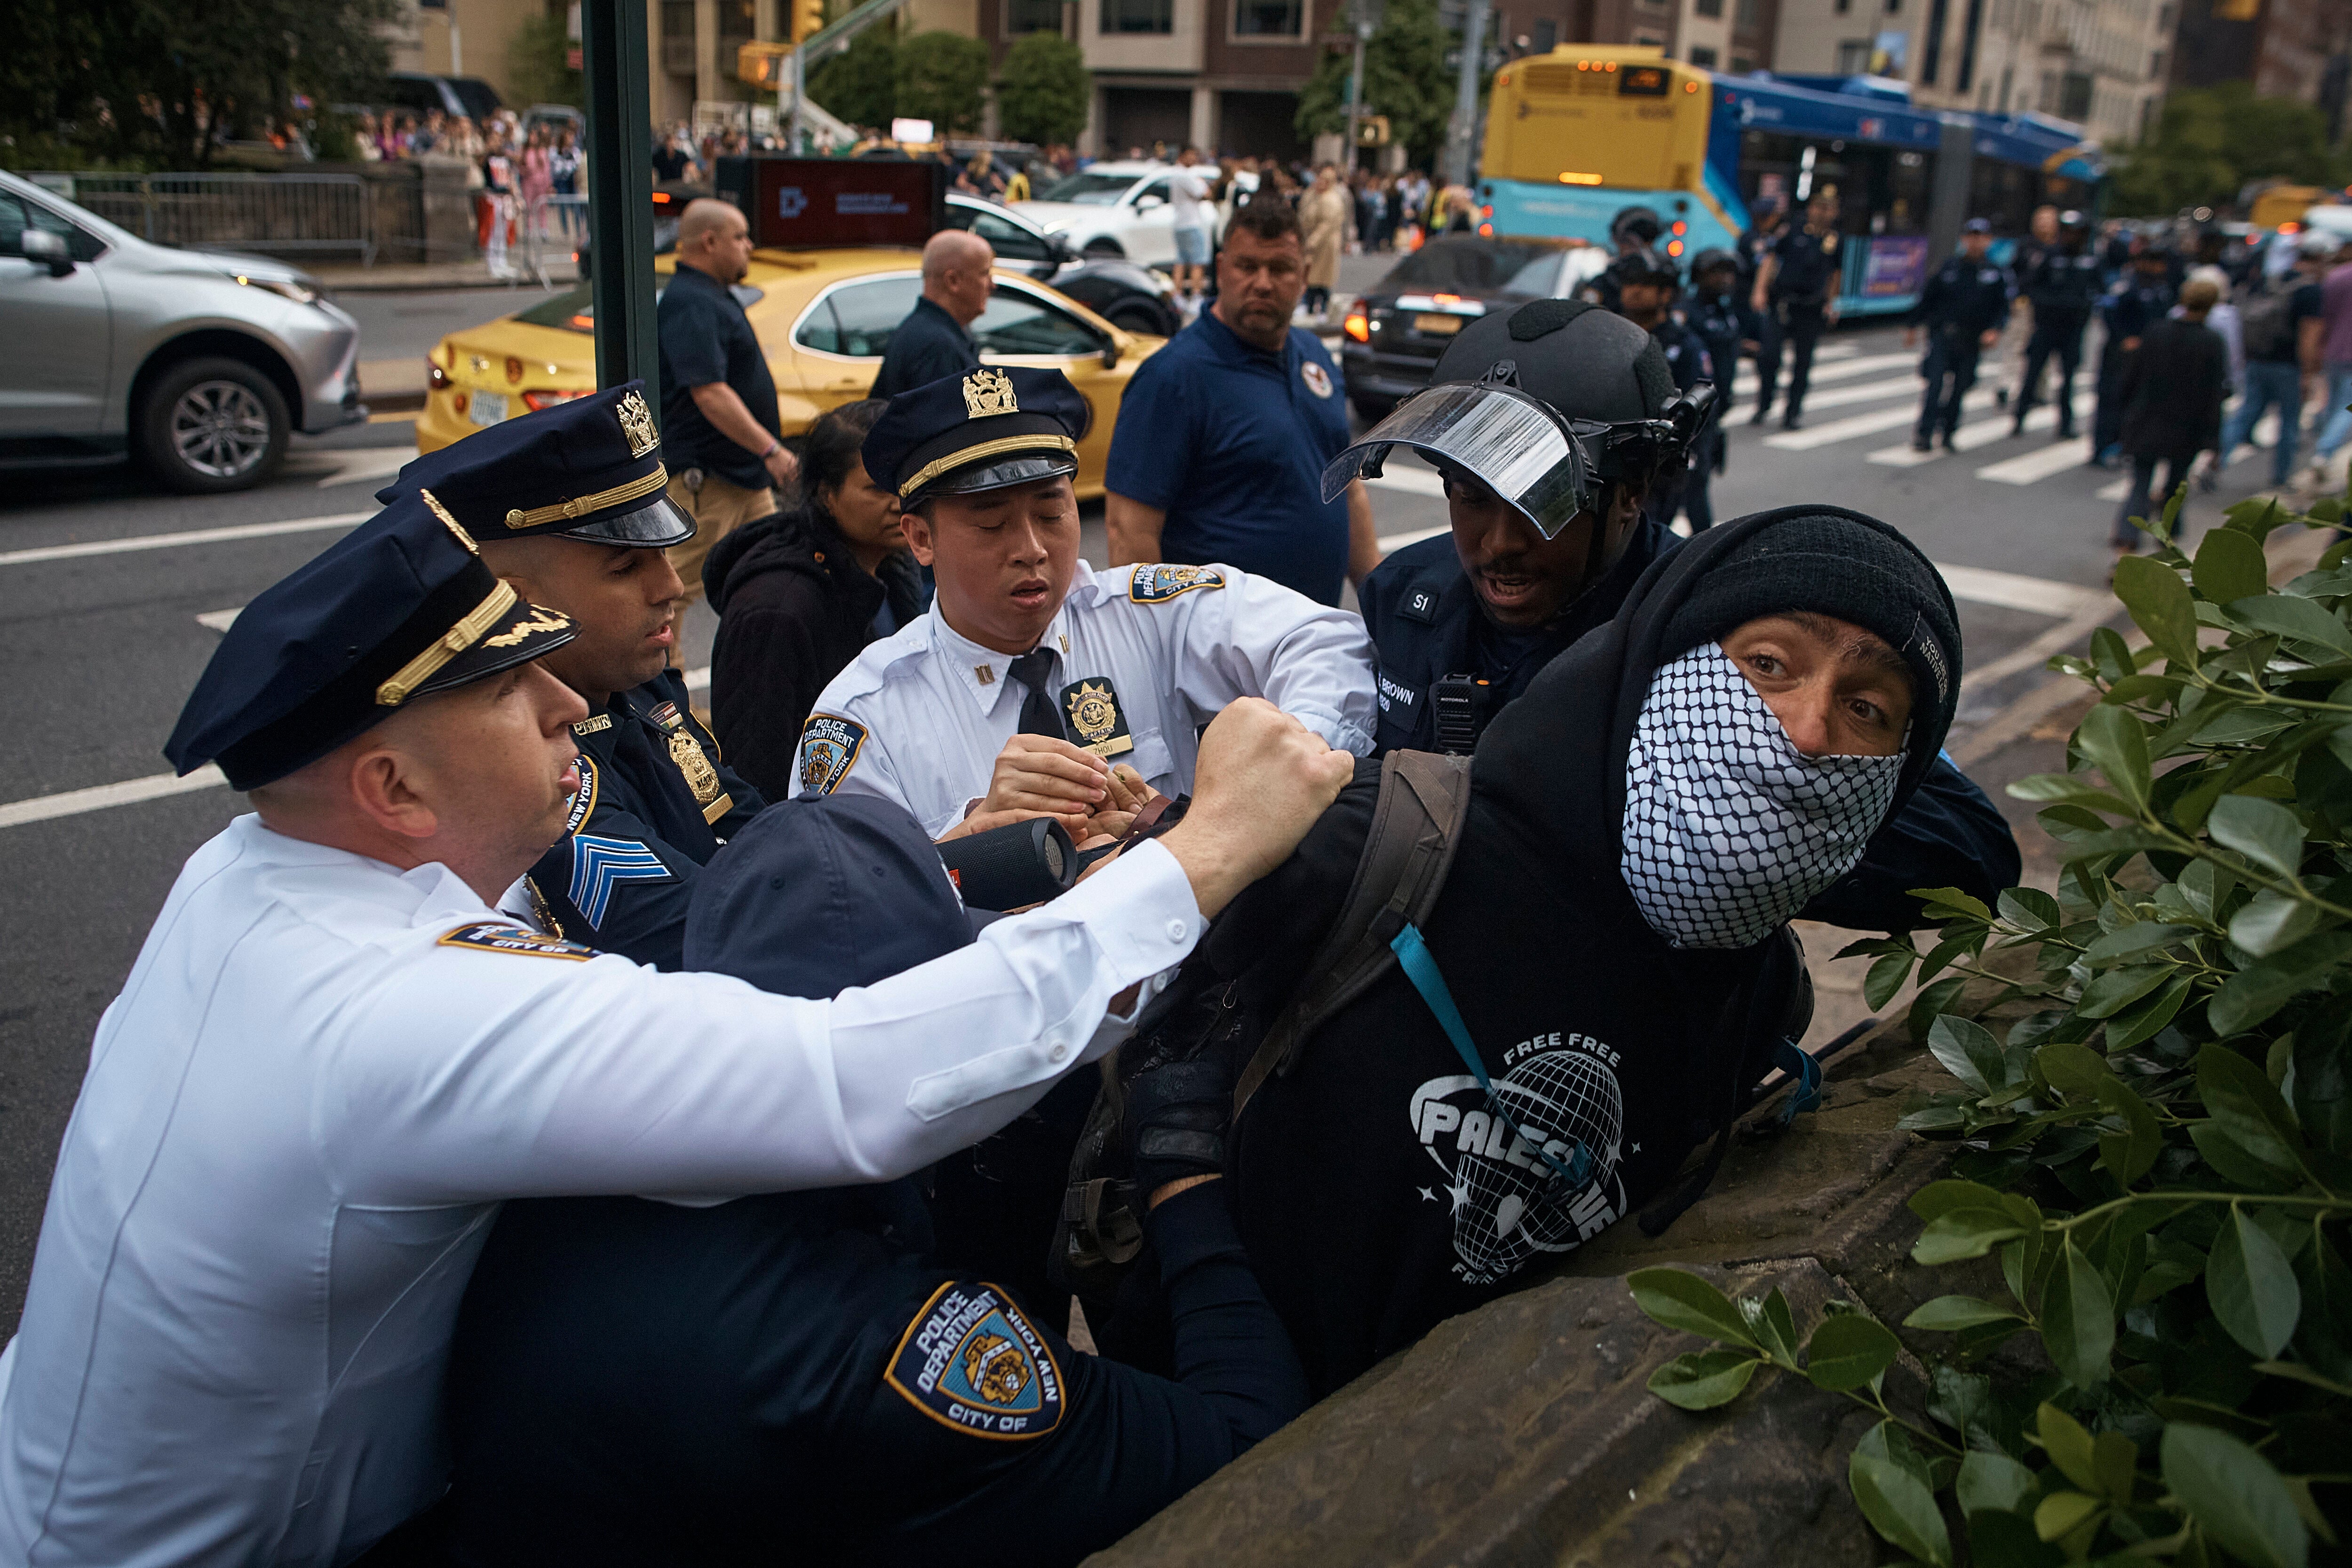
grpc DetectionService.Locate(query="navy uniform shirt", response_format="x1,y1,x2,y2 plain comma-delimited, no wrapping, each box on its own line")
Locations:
1357,532,2022,930
2020,245,2104,319
1768,225,1842,308
658,263,783,491
1685,287,1756,383
1105,308,1354,605
872,296,982,402
531,668,765,969
1912,253,2013,337
2104,276,2177,345
1651,315,1713,393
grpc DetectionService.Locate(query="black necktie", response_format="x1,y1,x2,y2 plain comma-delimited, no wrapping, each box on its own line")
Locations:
1007,648,1064,739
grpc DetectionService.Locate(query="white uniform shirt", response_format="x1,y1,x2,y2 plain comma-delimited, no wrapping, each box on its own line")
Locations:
0,814,1200,1568
791,559,1376,836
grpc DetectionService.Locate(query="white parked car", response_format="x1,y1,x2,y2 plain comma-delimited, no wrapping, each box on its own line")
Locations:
1011,161,1210,267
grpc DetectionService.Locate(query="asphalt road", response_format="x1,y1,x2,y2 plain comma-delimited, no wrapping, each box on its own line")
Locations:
0,287,2312,1337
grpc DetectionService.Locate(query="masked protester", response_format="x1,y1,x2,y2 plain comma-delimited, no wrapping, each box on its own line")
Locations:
1097,506,1965,1396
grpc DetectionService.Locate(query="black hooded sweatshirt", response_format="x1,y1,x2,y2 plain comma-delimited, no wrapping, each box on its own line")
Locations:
702,506,926,798
1194,507,1963,1395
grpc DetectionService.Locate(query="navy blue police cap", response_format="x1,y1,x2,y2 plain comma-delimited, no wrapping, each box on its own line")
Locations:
376,381,693,548
683,793,981,996
164,497,577,791
1963,217,1993,235
862,366,1090,509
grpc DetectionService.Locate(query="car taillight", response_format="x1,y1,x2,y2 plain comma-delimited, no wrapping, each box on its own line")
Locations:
452,391,468,414
1344,307,1371,343
523,390,591,411
427,358,450,391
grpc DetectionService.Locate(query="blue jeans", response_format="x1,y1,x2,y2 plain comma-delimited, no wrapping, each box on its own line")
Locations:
2217,360,2304,484
2312,361,2352,462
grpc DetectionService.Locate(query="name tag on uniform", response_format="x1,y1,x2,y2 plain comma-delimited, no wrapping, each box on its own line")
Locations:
1060,677,1134,757
1376,669,1420,713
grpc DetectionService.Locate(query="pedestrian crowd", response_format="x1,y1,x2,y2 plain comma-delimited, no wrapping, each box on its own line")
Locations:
0,166,2032,1568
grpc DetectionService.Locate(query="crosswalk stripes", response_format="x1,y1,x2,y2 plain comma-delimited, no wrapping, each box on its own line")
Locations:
1869,406,2059,469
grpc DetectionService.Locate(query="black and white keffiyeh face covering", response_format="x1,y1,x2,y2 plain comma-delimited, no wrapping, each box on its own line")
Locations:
1621,644,1904,950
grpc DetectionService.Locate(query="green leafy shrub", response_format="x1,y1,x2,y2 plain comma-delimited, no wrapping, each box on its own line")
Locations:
1631,497,2352,1567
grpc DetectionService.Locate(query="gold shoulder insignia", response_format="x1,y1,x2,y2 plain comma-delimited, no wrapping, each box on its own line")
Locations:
419,488,480,554
962,367,1018,418
616,390,660,458
481,603,572,648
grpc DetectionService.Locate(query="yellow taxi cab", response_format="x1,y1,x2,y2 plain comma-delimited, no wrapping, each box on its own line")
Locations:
415,249,1164,498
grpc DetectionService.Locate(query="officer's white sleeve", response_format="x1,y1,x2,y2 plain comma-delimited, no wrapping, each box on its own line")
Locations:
329,839,1198,1203
1155,565,1378,757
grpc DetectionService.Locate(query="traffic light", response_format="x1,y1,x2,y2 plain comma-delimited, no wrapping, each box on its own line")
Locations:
736,39,792,89
792,0,825,43
1355,115,1391,148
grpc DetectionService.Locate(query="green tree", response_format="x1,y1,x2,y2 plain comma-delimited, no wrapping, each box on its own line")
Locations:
995,32,1089,147
808,28,900,133
2110,80,2352,216
896,31,991,135
1294,0,1454,169
507,13,586,111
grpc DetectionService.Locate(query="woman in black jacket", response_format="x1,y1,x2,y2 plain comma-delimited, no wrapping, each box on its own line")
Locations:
703,399,926,798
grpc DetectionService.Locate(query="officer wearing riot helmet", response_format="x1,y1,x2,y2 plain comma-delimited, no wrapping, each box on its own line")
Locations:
1334,294,2021,932
2011,210,2102,439
1682,248,1758,532
1604,247,1718,533
1584,204,1666,312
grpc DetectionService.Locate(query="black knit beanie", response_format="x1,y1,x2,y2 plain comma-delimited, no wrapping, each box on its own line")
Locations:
1659,508,1960,745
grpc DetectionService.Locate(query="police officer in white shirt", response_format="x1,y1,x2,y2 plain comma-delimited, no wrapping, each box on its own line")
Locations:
790,365,1376,844
0,487,1352,1568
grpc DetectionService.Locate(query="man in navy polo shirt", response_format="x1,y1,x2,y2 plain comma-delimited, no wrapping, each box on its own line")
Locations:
1104,199,1381,606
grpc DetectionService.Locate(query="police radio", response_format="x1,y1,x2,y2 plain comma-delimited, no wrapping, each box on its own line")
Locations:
1431,673,1493,754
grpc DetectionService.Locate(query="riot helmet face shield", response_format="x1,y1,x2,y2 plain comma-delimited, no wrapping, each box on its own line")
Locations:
1318,381,1599,540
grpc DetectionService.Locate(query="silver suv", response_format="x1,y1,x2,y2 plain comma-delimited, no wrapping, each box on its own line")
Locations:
0,169,366,493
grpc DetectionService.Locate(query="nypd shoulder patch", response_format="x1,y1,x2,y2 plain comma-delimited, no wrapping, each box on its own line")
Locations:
1129,564,1226,604
883,1282,1065,1441
437,922,597,961
561,753,601,836
566,834,672,929
798,713,868,797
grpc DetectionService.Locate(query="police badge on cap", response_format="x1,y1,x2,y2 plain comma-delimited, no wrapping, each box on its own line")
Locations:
863,366,1092,507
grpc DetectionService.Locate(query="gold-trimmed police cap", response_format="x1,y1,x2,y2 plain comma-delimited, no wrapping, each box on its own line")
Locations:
863,366,1089,508
377,381,694,548
164,494,577,791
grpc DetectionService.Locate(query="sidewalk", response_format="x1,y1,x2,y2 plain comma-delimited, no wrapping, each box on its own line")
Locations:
312,256,580,293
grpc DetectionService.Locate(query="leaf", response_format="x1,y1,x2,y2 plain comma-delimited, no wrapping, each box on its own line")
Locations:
1646,1347,1764,1409
1851,1447,1955,1568
2103,973,2193,1053
2229,888,2326,957
2161,1423,2310,1568
2208,795,2310,883
2009,772,2135,813
2095,1077,2164,1185
1865,948,1915,1010
2198,1045,2306,1172
2041,1239,2116,1388
1907,976,1970,1043
2208,930,2352,1037
2113,553,2201,667
1804,1312,1901,1391
2209,1205,2304,1359
2074,702,2153,811
1626,1268,1758,1350
2253,1359,2352,1398
2001,887,2063,931
2036,1401,2099,1491
2091,1428,2137,1504
2191,1122,2302,1192
1927,1014,2005,1094
2037,1041,2112,1098
2032,1490,2104,1542
2079,963,2174,1019
2083,922,2196,968
1741,1287,1802,1367
2228,590,2352,656
1955,1449,2036,1517
1906,1294,2024,1331
1908,1178,2009,1223
2193,521,2272,604
1914,1208,2031,1265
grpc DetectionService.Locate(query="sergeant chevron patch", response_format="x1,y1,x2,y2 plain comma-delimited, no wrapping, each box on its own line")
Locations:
883,1282,1065,1441
567,834,672,928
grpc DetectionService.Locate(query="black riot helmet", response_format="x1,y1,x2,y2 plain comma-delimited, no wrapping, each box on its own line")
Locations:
1689,247,1740,287
1607,245,1681,292
1610,204,1664,251
1320,298,1716,601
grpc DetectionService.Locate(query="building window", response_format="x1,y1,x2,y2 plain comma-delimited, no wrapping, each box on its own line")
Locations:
1103,0,1173,27
1234,0,1303,34
660,0,695,74
1688,43,1720,64
1007,0,1064,30
1997,63,2011,109
1956,0,1981,88
1634,30,1667,44
1695,0,1724,16
1920,0,1946,79
1734,0,1758,24
1534,16,1557,46
1731,52,1756,70
1836,37,1873,69
2058,69,2090,118
1835,0,1850,12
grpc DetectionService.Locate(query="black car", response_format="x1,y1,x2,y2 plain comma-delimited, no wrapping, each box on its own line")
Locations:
1337,237,1607,421
580,193,1184,340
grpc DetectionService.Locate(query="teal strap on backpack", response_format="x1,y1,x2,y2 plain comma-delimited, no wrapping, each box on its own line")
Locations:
1390,922,1591,1189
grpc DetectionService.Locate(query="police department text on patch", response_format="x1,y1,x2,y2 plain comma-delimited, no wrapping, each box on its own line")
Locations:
883,1282,1065,1441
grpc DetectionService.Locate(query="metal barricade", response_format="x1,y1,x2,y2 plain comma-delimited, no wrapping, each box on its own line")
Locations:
64,174,377,264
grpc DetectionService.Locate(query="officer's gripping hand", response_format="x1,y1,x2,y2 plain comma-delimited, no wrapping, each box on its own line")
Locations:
1159,697,1353,920
948,734,1110,840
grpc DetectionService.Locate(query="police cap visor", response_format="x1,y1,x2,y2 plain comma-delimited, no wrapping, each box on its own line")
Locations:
1320,382,1595,540
551,492,697,547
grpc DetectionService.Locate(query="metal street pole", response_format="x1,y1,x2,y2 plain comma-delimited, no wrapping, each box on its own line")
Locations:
788,44,806,152
581,0,661,404
1441,2,1487,187
1343,15,1369,176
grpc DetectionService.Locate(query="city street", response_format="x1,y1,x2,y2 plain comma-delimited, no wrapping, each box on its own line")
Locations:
0,288,2311,1335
